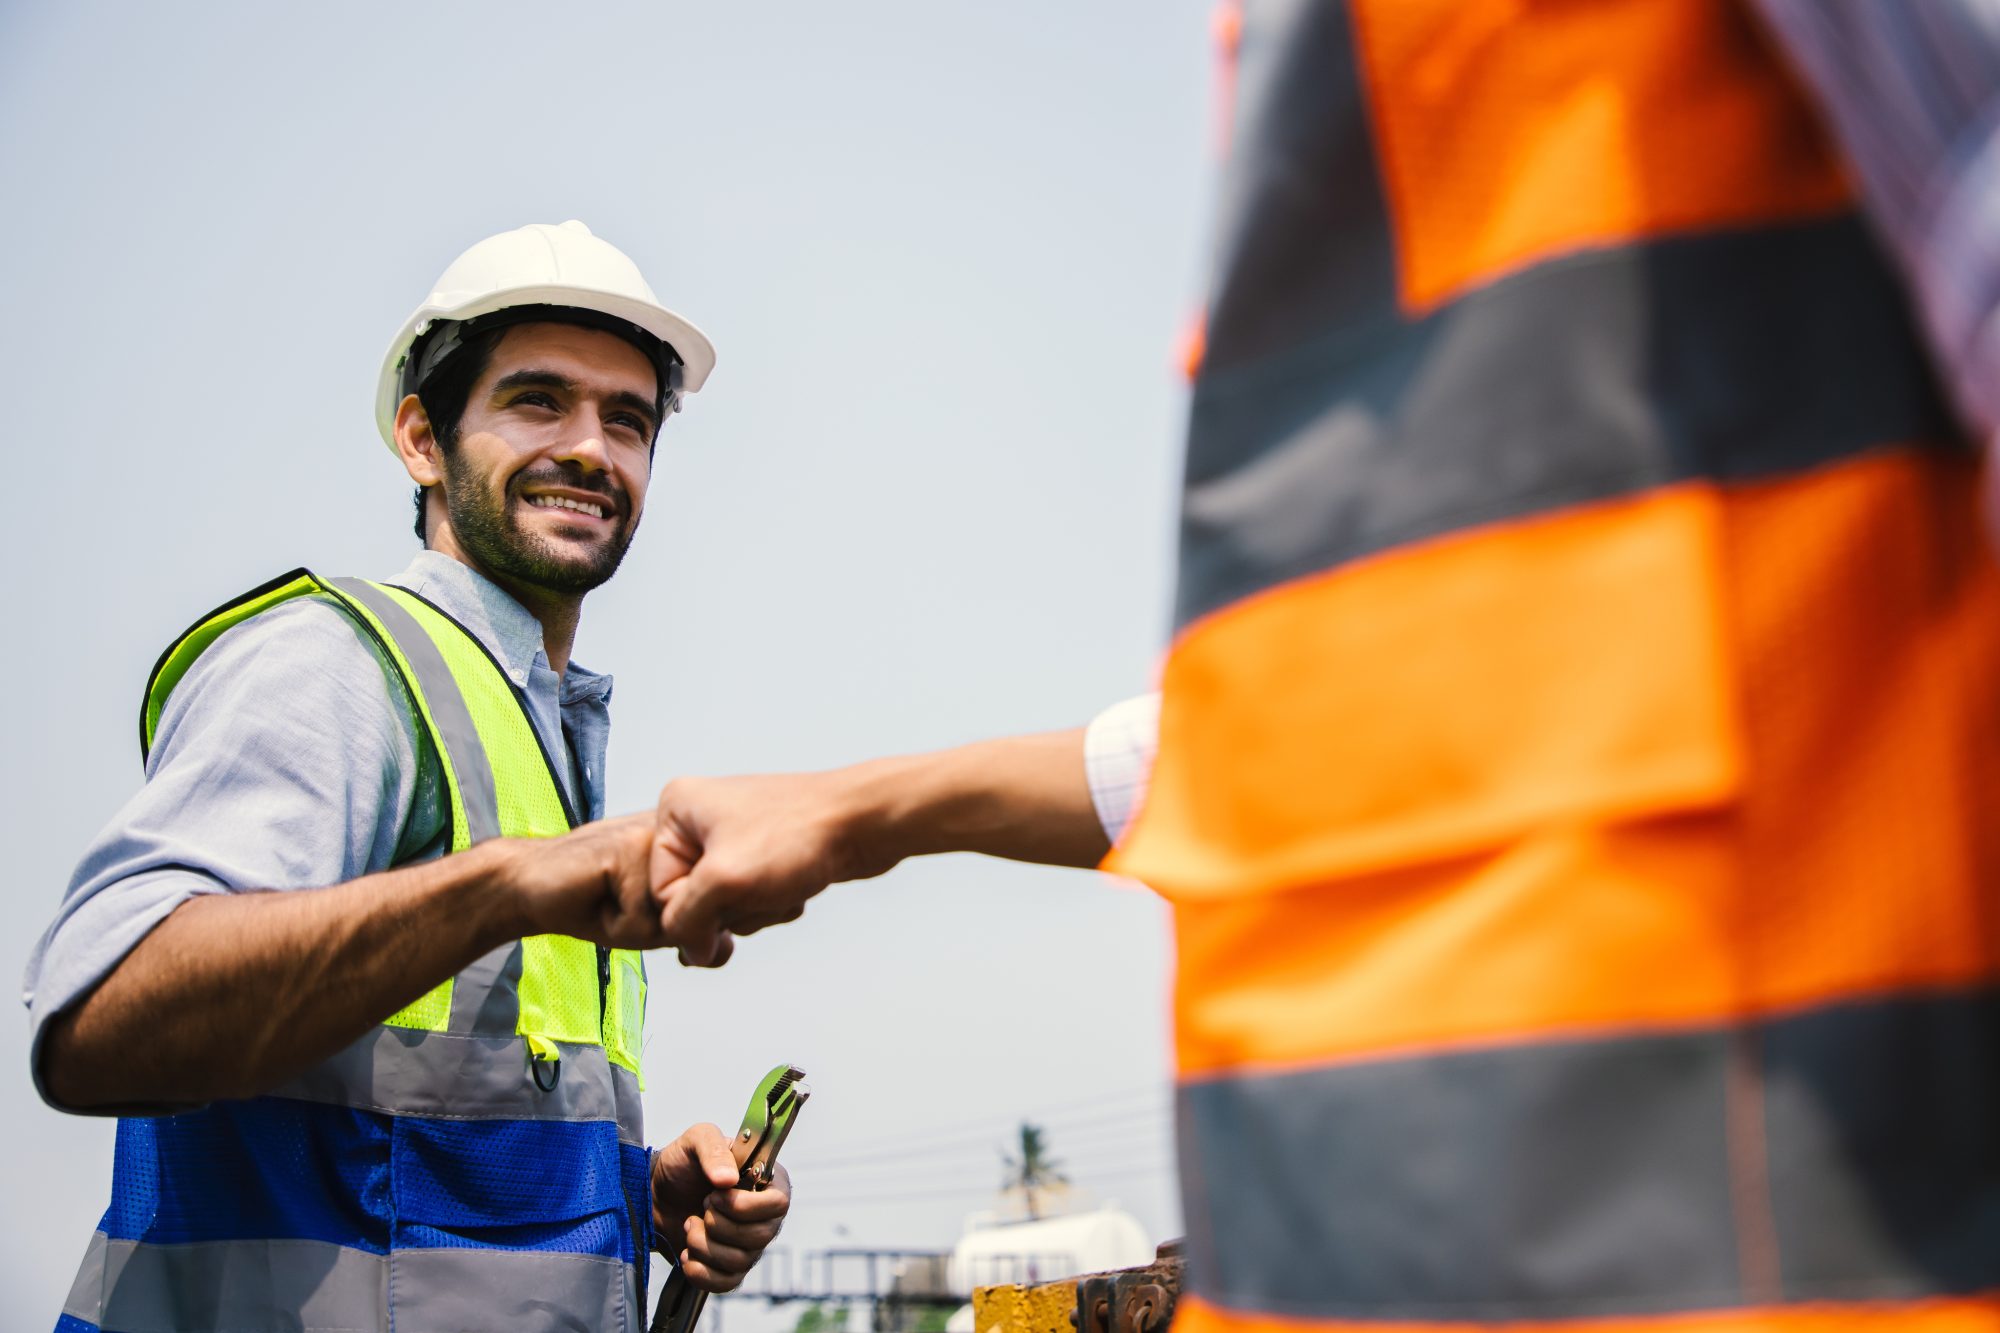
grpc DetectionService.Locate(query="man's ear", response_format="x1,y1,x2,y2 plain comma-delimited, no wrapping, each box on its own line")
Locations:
393,394,446,487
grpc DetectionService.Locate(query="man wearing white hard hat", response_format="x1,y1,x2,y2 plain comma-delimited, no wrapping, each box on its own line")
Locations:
25,221,784,1333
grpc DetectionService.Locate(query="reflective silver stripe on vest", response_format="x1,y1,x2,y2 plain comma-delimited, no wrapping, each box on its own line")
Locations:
64,1232,388,1333
612,1061,645,1151
60,1229,107,1325
62,1232,639,1333
268,1027,645,1145
452,940,527,1036
392,1244,638,1333
326,576,502,846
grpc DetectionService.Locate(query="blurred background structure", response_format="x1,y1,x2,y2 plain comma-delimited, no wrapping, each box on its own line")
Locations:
0,3,1212,1326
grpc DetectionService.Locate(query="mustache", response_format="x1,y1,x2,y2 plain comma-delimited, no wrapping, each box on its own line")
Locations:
512,467,627,516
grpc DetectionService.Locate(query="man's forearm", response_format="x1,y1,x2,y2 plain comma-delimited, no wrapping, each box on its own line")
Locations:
43,840,531,1111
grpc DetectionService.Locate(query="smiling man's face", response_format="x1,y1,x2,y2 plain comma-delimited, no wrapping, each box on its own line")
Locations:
429,322,661,598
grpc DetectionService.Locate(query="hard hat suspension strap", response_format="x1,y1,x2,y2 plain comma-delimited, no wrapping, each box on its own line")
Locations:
399,304,686,419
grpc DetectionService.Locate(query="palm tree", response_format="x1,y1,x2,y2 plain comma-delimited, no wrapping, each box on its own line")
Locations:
1001,1122,1069,1219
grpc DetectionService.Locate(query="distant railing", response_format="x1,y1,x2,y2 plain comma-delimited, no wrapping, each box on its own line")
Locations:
713,1246,1095,1305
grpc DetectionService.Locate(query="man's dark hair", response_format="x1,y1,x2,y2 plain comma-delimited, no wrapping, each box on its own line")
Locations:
410,325,509,542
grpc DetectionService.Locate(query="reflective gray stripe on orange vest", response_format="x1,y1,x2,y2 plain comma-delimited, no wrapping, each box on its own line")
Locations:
1757,987,2000,1296
326,576,503,846
1178,214,1954,628
1202,0,1397,377
63,1232,640,1333
1177,0,1954,630
1176,986,2000,1322
268,1028,646,1145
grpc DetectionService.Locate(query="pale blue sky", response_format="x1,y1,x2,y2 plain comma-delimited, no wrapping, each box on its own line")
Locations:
0,1,1214,1322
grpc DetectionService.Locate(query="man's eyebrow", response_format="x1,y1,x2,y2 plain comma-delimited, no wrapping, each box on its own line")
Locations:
491,368,578,397
493,369,658,429
604,389,660,429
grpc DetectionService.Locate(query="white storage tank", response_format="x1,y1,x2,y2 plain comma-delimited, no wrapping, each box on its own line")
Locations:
948,1206,1152,1293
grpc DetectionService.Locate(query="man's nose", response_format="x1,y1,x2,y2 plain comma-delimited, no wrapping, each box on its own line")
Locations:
554,410,611,473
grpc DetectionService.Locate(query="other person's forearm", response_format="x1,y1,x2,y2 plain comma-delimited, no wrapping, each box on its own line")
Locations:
839,728,1110,871
44,840,540,1111
653,728,1111,959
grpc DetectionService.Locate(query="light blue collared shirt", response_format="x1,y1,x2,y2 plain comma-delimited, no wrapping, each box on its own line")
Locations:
22,551,614,1109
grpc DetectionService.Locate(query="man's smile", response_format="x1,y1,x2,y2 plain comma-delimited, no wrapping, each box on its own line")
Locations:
519,486,618,525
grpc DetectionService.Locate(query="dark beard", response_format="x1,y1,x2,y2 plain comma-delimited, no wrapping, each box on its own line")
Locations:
440,458,637,596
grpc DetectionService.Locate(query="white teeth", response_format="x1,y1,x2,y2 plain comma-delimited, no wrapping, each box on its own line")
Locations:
528,495,605,519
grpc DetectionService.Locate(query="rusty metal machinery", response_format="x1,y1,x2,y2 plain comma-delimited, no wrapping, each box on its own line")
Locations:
1071,1241,1183,1333
969,1238,1187,1333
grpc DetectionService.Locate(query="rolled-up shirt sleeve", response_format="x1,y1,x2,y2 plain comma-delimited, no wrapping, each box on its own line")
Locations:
22,596,434,1110
1753,0,2000,440
1083,692,1162,848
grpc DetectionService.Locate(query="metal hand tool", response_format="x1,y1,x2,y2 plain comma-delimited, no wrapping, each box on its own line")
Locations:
650,1064,810,1333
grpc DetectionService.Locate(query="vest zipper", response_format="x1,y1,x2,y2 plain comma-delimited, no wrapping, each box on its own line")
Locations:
598,944,611,1033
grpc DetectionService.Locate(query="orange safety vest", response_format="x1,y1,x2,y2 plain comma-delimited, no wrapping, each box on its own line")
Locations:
1108,2,2000,1331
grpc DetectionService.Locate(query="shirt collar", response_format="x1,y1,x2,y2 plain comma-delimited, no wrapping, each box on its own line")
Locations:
385,550,610,703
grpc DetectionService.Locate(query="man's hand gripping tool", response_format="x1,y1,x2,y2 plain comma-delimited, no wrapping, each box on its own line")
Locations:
650,1064,809,1333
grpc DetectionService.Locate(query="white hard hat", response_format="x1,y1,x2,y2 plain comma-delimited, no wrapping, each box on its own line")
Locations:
375,220,715,452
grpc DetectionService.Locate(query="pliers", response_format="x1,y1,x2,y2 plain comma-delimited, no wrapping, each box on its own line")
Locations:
650,1064,810,1333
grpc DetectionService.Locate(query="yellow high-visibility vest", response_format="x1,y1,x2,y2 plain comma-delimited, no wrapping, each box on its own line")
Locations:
63,569,654,1333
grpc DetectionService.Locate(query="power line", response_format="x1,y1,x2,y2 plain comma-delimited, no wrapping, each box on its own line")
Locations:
1027,1104,1174,1135
990,1082,1171,1124
790,1144,1168,1180
795,1084,1169,1162
808,1164,1178,1209
793,1104,1170,1167
795,1147,1177,1194
790,1115,1172,1175
792,1100,1171,1171
802,1159,1180,1203
795,1145,1171,1180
